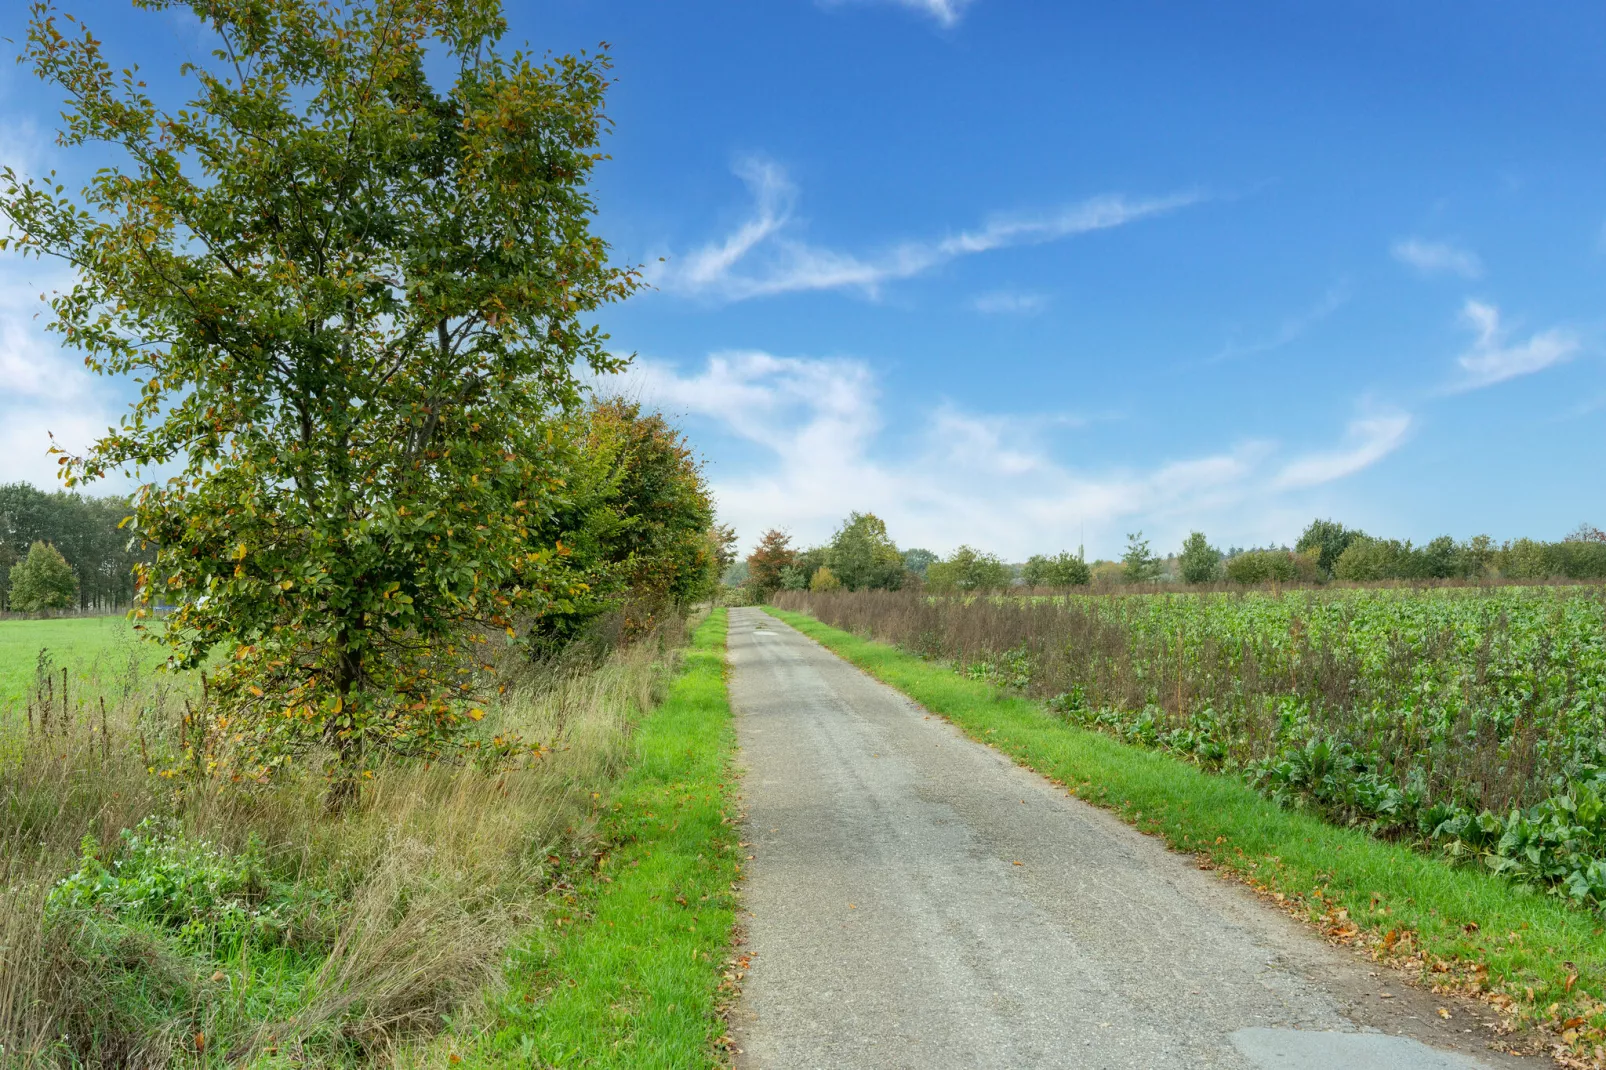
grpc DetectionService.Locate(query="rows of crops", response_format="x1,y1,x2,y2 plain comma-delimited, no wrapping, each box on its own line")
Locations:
773,585,1606,910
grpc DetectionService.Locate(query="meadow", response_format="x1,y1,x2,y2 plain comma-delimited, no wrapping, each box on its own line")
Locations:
0,612,722,1067
773,584,1606,911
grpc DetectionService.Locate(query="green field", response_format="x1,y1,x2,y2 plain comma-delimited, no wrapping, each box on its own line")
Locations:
0,615,169,713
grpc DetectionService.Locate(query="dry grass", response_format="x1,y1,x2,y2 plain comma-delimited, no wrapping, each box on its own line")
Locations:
0,615,684,1068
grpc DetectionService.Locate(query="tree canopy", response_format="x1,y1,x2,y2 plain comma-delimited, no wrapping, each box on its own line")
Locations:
8,541,78,615
1,0,640,791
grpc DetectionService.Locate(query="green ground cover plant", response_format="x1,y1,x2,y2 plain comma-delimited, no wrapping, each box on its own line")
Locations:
478,608,739,1069
764,604,1606,1061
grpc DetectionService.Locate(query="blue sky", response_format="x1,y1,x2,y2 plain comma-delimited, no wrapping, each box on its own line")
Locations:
2,1,1603,559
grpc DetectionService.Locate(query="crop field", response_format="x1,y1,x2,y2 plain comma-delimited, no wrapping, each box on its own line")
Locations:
774,585,1606,911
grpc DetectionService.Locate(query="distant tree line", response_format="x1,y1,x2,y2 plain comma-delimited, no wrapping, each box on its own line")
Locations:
738,513,1606,598
1166,519,1606,586
0,483,143,614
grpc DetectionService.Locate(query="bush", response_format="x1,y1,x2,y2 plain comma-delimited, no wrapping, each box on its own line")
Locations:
1226,548,1317,584
809,566,842,592
1021,552,1091,588
925,546,1013,593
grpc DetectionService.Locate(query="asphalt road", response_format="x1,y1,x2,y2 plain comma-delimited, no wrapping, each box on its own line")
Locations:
725,607,1547,1070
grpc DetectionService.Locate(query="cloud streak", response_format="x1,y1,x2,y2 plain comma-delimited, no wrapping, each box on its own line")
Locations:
1451,299,1578,391
652,157,1200,302
1392,238,1483,279
826,0,976,27
604,350,1410,558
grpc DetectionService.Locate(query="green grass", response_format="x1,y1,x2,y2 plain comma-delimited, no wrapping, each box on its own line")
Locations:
765,606,1606,1052
477,608,740,1069
0,614,162,711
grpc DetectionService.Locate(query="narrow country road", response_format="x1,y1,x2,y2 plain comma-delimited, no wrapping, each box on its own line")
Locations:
725,607,1546,1070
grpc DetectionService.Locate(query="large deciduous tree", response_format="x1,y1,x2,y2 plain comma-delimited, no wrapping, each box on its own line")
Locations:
1,0,639,795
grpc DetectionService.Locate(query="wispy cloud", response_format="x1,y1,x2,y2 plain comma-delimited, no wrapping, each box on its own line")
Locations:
651,156,1200,302
827,0,976,27
1392,238,1483,279
1451,299,1579,391
1209,283,1349,364
603,351,1410,559
1271,411,1412,490
970,290,1049,315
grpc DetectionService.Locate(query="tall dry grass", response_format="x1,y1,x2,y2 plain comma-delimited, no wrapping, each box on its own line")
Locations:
0,614,685,1068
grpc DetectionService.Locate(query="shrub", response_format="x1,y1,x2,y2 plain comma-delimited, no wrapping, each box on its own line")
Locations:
809,566,842,592
925,546,1013,593
1022,552,1091,588
1334,537,1407,581
1225,548,1315,584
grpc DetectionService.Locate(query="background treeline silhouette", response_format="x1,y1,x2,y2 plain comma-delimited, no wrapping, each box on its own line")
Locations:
0,483,142,613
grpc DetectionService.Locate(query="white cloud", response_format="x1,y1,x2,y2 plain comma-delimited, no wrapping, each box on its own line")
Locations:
603,351,1410,559
1452,299,1579,391
651,156,1199,302
970,290,1049,315
1271,411,1412,490
895,0,973,25
1392,238,1483,279
827,0,975,26
0,261,127,491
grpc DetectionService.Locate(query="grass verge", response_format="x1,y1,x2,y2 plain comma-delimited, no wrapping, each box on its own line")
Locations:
765,606,1606,1063
478,608,740,1069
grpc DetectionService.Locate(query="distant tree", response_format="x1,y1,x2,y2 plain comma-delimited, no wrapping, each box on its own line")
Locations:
746,529,797,595
902,547,938,578
1176,532,1222,584
1334,537,1407,581
809,566,842,592
827,512,905,591
1121,532,1162,584
1021,554,1051,588
8,541,78,615
778,564,810,590
710,524,739,576
1296,519,1365,579
0,482,140,611
1457,534,1496,579
1023,551,1090,587
1567,523,1606,544
795,545,829,582
925,546,1013,593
